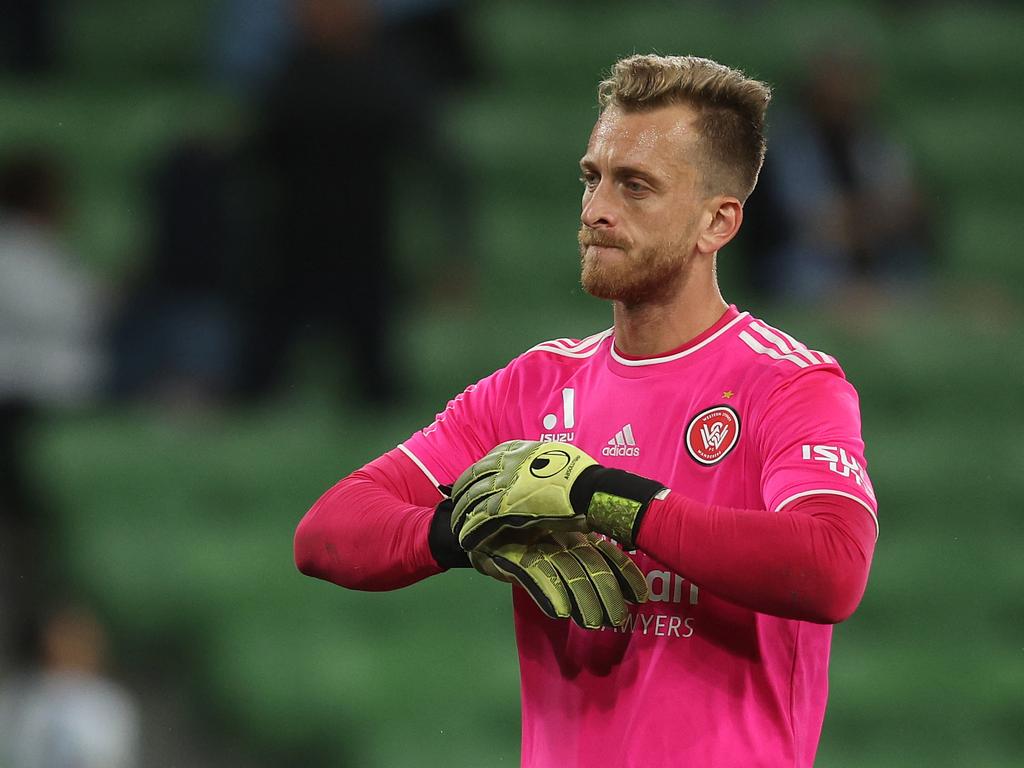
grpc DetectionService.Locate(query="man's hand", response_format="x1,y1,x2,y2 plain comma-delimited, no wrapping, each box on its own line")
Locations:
451,440,667,549
472,529,648,629
431,487,647,628
451,440,596,549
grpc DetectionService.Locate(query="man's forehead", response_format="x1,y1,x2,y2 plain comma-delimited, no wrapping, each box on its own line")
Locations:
583,104,699,169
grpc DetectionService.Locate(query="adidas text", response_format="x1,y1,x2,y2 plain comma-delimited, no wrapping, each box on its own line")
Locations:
602,444,639,457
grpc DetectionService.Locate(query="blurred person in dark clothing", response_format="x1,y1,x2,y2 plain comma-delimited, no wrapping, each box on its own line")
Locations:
234,0,437,406
739,45,933,307
107,137,238,405
379,0,481,305
0,602,140,768
211,0,295,95
0,0,62,76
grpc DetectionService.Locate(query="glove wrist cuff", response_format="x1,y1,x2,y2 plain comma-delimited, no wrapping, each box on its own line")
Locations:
428,499,471,569
572,466,665,548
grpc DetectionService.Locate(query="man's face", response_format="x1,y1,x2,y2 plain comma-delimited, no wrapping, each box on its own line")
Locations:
578,103,708,305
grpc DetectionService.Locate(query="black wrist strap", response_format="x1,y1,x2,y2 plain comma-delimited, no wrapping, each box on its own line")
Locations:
570,465,666,547
428,498,471,569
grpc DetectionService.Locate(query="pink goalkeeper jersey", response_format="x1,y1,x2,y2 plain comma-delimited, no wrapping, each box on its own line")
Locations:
401,306,877,768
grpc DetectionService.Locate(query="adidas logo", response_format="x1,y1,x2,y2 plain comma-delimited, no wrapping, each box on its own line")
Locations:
602,424,640,457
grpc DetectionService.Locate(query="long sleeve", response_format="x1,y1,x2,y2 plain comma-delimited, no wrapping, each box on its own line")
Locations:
294,448,445,591
635,491,875,624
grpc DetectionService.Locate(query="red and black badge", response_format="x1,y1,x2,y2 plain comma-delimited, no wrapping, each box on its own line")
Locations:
685,405,740,465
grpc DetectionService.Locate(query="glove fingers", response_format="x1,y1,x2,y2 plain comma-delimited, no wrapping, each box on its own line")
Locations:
487,551,573,622
459,490,587,550
474,532,637,629
451,469,501,513
451,441,522,504
451,484,504,539
451,440,529,542
459,513,557,551
592,535,649,604
545,532,630,628
451,440,523,492
544,545,609,630
560,534,631,628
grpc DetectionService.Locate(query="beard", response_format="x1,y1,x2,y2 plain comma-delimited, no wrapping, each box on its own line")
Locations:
578,227,692,306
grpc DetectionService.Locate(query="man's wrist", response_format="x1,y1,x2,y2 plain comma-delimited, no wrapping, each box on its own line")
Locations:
571,465,666,548
428,498,471,569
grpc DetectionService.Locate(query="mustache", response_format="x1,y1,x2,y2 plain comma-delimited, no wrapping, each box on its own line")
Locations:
578,228,629,250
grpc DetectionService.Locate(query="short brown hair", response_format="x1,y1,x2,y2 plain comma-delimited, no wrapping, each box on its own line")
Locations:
598,54,771,201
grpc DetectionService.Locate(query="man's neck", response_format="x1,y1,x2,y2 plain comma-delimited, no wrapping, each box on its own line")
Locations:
611,266,728,358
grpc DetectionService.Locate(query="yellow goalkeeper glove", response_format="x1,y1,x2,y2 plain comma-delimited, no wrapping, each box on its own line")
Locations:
472,529,648,629
451,440,666,550
429,494,647,628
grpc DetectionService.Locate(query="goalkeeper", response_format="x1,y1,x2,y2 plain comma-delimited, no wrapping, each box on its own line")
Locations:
295,53,877,767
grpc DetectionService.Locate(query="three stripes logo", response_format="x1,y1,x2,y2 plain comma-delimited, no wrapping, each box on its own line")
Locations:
737,320,834,369
602,424,640,457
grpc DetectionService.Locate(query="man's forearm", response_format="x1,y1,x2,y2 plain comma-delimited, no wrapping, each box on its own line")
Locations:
635,493,875,624
294,451,445,591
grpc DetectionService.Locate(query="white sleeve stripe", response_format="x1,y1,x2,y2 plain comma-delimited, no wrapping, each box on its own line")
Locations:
738,330,810,368
396,444,442,489
528,344,606,359
760,322,835,365
536,337,581,351
774,488,879,540
748,321,823,365
765,323,823,363
528,329,612,357
574,329,612,349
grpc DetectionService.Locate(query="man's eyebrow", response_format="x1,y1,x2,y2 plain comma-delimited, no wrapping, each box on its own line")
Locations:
580,158,660,182
581,157,659,185
615,164,659,181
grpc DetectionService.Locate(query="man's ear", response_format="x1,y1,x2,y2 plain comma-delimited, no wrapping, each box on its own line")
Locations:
696,197,743,255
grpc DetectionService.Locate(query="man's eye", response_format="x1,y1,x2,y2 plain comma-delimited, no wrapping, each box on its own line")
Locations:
625,181,647,193
580,173,598,188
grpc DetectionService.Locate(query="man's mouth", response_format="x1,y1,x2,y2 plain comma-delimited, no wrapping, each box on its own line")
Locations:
580,237,627,251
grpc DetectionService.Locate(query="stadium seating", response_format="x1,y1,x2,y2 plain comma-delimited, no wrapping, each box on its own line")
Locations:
6,1,1022,765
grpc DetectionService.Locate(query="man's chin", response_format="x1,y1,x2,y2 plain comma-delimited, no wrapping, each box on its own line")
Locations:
581,264,683,305
581,268,636,303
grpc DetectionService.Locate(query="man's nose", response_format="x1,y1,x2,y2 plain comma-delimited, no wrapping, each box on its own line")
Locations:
581,182,617,229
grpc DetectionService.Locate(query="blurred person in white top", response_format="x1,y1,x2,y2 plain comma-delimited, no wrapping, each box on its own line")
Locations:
0,151,105,411
0,151,107,670
0,602,139,768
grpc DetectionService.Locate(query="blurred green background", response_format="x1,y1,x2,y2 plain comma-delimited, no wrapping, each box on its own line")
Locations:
3,0,1023,766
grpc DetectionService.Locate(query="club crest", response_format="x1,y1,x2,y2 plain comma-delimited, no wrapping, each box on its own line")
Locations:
685,405,740,465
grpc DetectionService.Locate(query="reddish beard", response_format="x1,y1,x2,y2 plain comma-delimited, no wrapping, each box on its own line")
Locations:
578,227,690,306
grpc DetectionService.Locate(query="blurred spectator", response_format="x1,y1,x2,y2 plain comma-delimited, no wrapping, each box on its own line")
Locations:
0,602,140,768
107,136,239,405
0,152,104,409
740,45,934,306
0,151,105,662
378,0,478,96
234,0,432,406
211,0,295,96
0,151,105,517
378,0,481,304
0,0,62,76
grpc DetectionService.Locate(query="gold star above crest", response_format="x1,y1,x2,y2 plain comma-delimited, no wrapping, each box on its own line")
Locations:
722,390,735,399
